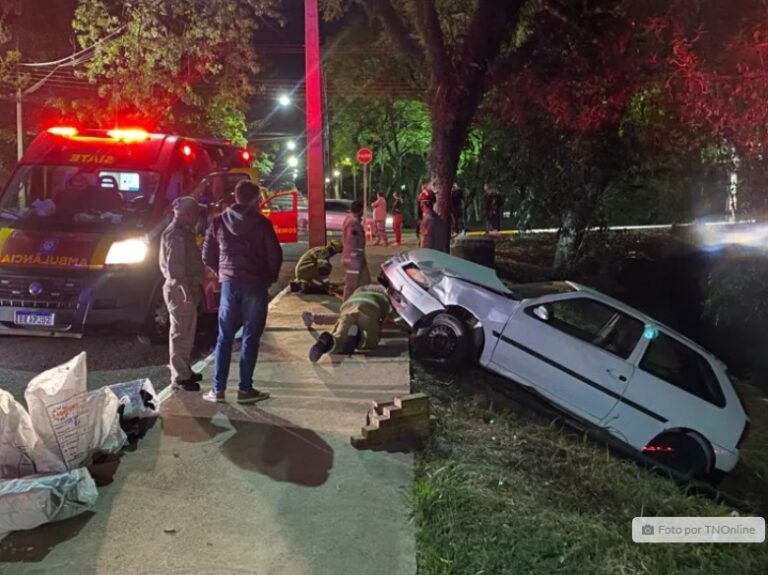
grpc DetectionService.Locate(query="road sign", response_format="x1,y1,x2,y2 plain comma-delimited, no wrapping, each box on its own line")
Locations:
357,147,373,165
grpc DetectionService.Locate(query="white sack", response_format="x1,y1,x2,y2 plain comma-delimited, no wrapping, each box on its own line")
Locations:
0,390,56,479
0,468,98,539
108,379,159,419
24,353,126,473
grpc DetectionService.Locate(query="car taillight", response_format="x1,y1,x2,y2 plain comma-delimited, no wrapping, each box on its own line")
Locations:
404,264,429,289
737,420,751,449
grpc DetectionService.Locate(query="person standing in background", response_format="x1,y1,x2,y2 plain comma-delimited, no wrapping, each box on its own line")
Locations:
371,191,388,246
416,184,437,240
391,191,403,246
484,184,503,234
342,200,371,300
450,183,465,235
159,197,205,392
419,199,447,250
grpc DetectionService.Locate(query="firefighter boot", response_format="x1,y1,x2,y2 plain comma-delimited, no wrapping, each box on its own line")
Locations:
309,332,335,363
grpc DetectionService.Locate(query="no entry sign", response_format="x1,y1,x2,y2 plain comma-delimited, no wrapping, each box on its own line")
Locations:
357,147,373,165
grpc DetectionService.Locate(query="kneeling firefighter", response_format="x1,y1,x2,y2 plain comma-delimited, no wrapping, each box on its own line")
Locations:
305,285,391,362
291,239,343,294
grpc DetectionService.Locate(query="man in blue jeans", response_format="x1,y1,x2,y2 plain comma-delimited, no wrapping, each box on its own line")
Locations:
201,181,283,404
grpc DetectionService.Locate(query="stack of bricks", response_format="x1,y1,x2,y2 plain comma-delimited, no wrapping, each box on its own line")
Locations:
351,393,430,449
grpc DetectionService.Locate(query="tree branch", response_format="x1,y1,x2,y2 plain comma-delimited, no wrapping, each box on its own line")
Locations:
411,0,450,82
357,0,425,70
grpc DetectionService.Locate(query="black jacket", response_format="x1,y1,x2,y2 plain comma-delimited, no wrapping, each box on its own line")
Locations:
203,204,283,286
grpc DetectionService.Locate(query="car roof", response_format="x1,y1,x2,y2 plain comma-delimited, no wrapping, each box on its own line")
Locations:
408,248,513,295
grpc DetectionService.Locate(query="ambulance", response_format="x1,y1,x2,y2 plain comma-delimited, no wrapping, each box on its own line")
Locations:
0,127,299,340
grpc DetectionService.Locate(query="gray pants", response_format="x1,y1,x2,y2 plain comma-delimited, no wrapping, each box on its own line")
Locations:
343,262,371,301
164,281,198,383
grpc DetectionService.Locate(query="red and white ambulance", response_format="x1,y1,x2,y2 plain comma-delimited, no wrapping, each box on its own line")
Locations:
0,127,298,340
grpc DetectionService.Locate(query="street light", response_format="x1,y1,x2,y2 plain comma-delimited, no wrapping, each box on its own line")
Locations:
287,156,299,168
286,140,297,151
278,94,292,107
325,177,331,184
333,169,341,178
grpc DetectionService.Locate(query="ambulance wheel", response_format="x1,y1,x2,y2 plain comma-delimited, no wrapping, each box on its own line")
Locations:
415,313,471,370
141,289,170,344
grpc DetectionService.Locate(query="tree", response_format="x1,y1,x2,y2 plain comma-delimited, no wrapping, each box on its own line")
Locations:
323,0,529,250
66,0,280,143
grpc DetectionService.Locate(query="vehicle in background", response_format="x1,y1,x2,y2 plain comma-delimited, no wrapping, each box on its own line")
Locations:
325,198,393,234
380,248,750,481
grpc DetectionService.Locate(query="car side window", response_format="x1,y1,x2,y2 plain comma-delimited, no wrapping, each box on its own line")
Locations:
639,333,725,407
532,298,644,360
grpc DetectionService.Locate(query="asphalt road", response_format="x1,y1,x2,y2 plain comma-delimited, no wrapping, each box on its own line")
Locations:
0,243,307,404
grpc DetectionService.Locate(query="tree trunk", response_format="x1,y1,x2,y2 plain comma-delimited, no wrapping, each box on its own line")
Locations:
552,187,599,275
428,114,466,251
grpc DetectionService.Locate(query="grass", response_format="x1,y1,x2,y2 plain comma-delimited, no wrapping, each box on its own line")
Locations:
410,363,768,575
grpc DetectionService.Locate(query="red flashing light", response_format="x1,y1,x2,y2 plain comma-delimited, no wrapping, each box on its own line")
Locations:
48,127,79,137
108,128,149,142
241,149,252,164
181,144,193,158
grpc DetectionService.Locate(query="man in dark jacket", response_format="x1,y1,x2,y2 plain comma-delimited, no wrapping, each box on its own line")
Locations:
201,180,283,404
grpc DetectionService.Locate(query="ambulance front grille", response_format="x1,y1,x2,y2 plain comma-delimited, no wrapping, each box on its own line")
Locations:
0,277,82,310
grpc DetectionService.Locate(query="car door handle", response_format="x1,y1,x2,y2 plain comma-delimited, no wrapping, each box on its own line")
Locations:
607,369,628,382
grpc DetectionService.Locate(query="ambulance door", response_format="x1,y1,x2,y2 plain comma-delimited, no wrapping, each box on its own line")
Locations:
259,191,299,243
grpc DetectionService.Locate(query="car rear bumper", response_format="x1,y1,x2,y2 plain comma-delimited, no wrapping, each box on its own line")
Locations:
0,267,158,336
380,256,443,327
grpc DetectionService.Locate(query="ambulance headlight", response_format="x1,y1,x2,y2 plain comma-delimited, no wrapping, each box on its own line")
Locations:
105,239,149,265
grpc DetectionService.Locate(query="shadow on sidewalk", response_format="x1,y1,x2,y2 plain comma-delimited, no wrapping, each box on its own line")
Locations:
161,393,335,487
0,512,95,563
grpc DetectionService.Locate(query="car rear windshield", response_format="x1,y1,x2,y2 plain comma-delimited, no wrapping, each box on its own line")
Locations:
0,164,160,232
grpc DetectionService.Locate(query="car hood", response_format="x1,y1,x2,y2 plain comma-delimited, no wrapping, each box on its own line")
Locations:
406,248,512,295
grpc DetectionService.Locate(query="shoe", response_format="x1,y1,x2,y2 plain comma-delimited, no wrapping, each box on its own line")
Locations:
309,332,334,363
190,372,203,383
237,388,271,405
172,379,201,392
341,325,361,355
202,389,226,402
302,311,314,328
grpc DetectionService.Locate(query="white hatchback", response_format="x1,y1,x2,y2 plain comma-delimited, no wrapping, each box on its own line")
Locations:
380,249,750,480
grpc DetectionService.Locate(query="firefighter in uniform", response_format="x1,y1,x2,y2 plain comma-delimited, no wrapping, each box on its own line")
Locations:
342,200,371,300
306,285,392,362
290,239,343,294
159,196,205,391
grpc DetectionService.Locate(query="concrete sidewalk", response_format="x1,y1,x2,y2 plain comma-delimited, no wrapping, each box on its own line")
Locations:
0,263,416,574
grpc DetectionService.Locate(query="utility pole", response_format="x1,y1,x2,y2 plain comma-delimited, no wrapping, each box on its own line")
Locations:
305,0,326,247
16,89,23,160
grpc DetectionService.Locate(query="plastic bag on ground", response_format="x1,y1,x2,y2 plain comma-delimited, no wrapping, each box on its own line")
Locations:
24,353,126,473
0,390,59,479
0,468,98,540
108,379,159,420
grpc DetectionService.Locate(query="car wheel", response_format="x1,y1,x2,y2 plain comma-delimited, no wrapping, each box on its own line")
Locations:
415,313,471,369
141,288,170,344
644,431,712,479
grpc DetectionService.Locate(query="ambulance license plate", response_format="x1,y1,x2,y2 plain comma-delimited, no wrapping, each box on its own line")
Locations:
14,311,56,327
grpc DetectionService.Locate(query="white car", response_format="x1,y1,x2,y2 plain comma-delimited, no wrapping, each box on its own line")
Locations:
380,249,750,480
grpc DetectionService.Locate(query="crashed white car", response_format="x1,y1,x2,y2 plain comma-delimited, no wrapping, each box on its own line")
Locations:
380,249,750,479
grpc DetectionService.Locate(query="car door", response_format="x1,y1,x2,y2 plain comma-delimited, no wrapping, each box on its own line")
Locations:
609,330,729,449
490,295,645,423
260,191,299,243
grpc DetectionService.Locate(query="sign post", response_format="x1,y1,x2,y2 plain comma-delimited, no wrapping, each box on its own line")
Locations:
357,147,373,240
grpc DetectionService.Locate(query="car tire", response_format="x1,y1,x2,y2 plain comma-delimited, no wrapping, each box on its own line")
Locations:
414,313,471,370
140,287,170,344
645,431,712,479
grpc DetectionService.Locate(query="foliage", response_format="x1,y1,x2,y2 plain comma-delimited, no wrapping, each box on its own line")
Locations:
67,0,280,140
411,362,768,575
703,251,768,329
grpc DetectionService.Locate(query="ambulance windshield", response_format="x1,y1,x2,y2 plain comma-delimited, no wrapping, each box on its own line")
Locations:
0,164,161,231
